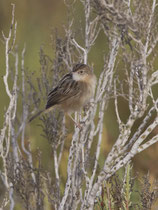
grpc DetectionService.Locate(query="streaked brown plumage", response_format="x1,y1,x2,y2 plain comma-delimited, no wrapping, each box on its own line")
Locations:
29,63,96,122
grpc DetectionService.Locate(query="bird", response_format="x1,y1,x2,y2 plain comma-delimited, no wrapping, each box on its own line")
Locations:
29,63,97,125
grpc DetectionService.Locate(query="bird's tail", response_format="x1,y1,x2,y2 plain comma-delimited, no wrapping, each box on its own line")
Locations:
28,109,45,123
28,106,55,123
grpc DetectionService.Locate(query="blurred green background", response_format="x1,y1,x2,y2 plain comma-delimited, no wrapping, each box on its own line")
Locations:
0,0,67,178
1,0,158,195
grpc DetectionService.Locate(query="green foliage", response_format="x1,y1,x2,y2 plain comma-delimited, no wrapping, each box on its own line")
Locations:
122,163,132,210
95,164,158,210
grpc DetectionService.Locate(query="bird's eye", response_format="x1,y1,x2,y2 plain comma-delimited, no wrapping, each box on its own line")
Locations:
79,70,84,74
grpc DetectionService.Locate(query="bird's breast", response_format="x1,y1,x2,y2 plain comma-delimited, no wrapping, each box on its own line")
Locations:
60,75,96,113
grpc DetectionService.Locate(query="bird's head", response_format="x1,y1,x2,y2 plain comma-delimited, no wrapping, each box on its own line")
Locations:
72,63,93,82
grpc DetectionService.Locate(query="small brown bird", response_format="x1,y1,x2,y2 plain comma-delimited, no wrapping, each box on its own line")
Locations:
29,63,96,123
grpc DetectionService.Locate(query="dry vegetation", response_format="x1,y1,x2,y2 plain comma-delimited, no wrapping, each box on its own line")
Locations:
1,0,158,209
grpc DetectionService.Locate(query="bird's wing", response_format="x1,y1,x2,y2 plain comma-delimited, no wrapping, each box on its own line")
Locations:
46,73,81,109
